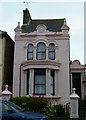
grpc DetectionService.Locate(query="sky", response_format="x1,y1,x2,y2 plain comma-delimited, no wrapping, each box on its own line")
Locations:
0,0,85,64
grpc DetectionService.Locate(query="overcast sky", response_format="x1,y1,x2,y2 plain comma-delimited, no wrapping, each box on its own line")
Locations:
0,0,84,64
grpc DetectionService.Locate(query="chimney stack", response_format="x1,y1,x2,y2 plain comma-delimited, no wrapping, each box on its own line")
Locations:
23,8,31,25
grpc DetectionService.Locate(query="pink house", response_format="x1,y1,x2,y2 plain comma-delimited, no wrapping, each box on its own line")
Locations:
13,8,70,105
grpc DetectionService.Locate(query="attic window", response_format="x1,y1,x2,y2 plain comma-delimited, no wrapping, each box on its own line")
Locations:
36,24,47,33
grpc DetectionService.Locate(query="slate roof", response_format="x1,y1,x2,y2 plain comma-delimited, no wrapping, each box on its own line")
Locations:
0,30,14,44
21,19,64,33
0,30,7,35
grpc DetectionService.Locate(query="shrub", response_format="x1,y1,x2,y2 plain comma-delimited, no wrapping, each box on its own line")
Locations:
10,96,29,111
54,104,65,117
10,96,48,112
27,97,48,113
43,104,56,117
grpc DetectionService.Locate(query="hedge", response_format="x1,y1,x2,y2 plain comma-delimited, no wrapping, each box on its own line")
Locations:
10,96,48,112
10,96,68,117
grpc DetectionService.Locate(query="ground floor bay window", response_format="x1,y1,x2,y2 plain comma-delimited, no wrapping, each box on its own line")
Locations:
26,68,55,96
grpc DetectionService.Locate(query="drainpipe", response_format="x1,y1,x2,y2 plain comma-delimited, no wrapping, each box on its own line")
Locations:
19,64,22,96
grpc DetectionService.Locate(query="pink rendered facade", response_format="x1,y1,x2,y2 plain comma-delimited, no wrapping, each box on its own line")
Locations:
13,8,70,105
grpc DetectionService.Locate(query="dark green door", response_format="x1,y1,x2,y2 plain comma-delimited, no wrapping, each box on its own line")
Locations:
72,73,81,98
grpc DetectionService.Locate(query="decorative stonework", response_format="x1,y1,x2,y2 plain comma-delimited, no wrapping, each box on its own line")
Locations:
2,85,12,101
70,88,79,118
36,24,47,33
22,60,61,70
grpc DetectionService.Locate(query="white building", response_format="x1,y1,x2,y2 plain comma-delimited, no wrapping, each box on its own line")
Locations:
13,8,70,105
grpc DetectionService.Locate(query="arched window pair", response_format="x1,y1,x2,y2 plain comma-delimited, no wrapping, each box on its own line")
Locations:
27,42,55,60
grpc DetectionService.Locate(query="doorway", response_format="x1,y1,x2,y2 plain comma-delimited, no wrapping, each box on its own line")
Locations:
72,73,81,98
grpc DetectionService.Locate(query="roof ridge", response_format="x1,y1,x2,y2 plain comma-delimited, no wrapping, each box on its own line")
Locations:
31,18,65,21
0,30,6,33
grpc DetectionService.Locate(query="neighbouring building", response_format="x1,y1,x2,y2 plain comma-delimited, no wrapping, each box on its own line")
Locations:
0,30,14,94
13,8,70,105
70,60,86,99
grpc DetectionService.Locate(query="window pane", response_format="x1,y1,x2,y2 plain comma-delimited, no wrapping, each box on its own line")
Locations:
51,76,53,84
51,85,53,95
37,52,46,60
27,52,33,60
49,44,55,51
37,43,46,60
35,85,46,94
34,69,46,95
35,75,45,84
50,70,55,95
27,44,33,60
49,44,55,60
27,69,29,94
49,52,55,60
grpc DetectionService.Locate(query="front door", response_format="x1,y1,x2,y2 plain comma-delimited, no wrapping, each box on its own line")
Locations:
72,73,81,98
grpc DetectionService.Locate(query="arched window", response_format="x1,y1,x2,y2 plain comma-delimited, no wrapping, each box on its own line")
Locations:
49,43,55,60
37,42,46,60
27,44,33,60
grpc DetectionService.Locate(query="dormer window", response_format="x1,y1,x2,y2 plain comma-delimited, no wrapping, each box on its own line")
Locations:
49,43,55,60
37,42,46,60
27,44,33,60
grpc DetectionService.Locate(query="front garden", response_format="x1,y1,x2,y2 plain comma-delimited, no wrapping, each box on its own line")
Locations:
10,96,69,118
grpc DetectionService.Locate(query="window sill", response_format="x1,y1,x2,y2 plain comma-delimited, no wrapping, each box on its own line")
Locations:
44,95,61,99
26,95,61,99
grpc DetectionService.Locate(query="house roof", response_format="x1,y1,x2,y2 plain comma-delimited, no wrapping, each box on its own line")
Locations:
0,30,14,44
0,30,7,35
21,19,64,33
